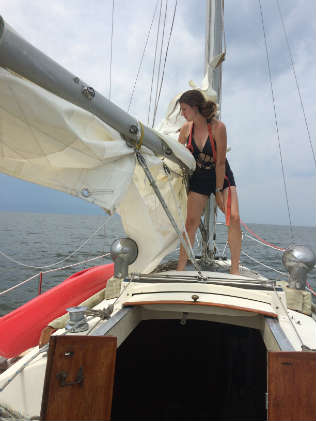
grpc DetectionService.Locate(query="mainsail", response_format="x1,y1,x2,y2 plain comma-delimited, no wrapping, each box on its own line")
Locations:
0,17,196,274
0,0,224,273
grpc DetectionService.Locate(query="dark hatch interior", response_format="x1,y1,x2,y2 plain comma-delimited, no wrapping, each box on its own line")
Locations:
111,319,266,421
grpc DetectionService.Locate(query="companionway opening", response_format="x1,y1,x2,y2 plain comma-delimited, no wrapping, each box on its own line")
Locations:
111,319,266,421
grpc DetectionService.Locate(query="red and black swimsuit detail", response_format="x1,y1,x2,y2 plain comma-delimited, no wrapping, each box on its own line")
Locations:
186,123,236,225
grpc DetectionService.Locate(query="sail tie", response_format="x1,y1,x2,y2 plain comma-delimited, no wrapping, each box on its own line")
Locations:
135,121,145,150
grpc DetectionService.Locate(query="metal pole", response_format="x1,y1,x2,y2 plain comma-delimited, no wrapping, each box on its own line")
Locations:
201,0,224,264
0,16,186,169
136,152,203,276
38,272,43,295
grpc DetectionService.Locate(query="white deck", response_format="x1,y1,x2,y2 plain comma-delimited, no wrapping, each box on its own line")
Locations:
0,269,315,419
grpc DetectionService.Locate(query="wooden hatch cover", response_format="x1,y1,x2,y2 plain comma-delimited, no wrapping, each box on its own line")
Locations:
268,351,316,421
41,335,117,421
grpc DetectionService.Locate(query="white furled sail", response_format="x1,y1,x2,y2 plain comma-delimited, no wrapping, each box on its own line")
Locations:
0,67,194,273
0,68,135,213
118,156,188,273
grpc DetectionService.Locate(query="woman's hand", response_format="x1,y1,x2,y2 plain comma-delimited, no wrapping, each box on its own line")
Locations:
215,191,225,213
178,122,192,144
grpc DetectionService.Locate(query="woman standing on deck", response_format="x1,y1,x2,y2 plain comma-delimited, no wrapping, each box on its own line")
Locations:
176,90,241,274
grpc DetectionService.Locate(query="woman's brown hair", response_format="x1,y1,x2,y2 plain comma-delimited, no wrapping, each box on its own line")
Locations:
177,89,217,121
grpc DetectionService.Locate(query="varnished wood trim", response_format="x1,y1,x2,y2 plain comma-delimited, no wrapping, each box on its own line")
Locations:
123,300,277,318
268,352,316,420
39,326,56,348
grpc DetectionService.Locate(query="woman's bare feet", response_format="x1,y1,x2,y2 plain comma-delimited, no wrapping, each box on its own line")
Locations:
230,265,240,275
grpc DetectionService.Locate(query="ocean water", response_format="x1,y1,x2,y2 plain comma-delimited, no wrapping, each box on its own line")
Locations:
0,211,315,317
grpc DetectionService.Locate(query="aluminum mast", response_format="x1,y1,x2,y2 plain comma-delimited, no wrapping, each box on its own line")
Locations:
201,0,224,264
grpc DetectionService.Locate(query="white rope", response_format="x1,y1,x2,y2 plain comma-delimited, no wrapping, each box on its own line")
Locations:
0,253,111,297
0,219,109,269
241,249,287,276
0,273,40,297
243,232,284,252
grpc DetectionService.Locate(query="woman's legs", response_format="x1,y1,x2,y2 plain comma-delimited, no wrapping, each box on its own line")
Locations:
222,186,242,274
177,192,208,271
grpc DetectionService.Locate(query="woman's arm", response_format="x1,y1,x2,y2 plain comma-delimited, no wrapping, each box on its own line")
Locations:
214,121,227,190
214,121,227,212
178,122,191,144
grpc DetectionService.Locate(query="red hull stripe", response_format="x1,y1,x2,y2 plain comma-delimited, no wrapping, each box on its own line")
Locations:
0,263,114,358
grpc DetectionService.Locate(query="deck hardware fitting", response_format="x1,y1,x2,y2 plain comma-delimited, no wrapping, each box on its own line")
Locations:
192,294,199,302
81,188,91,198
282,245,316,289
111,238,138,279
73,77,80,84
129,125,138,135
65,306,89,333
64,351,74,358
56,367,84,387
180,312,188,326
162,143,172,155
81,86,95,100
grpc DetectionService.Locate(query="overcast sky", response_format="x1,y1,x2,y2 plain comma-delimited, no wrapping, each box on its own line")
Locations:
0,0,315,227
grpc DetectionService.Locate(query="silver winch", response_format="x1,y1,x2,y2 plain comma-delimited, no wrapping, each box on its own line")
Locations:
65,306,89,332
282,245,316,290
110,237,138,279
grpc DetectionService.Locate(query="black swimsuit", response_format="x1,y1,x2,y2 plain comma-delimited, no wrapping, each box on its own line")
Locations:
188,133,236,196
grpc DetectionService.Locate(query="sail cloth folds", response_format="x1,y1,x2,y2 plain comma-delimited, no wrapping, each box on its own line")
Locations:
0,68,135,212
118,156,187,274
0,67,192,273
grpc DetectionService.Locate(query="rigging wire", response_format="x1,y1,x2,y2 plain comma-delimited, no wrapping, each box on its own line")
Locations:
241,220,286,251
152,0,178,128
272,284,308,349
241,249,287,276
276,0,316,167
243,232,284,252
258,0,295,243
152,0,168,127
147,0,163,125
164,161,200,272
0,219,110,269
127,0,160,113
0,253,111,297
108,0,115,100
